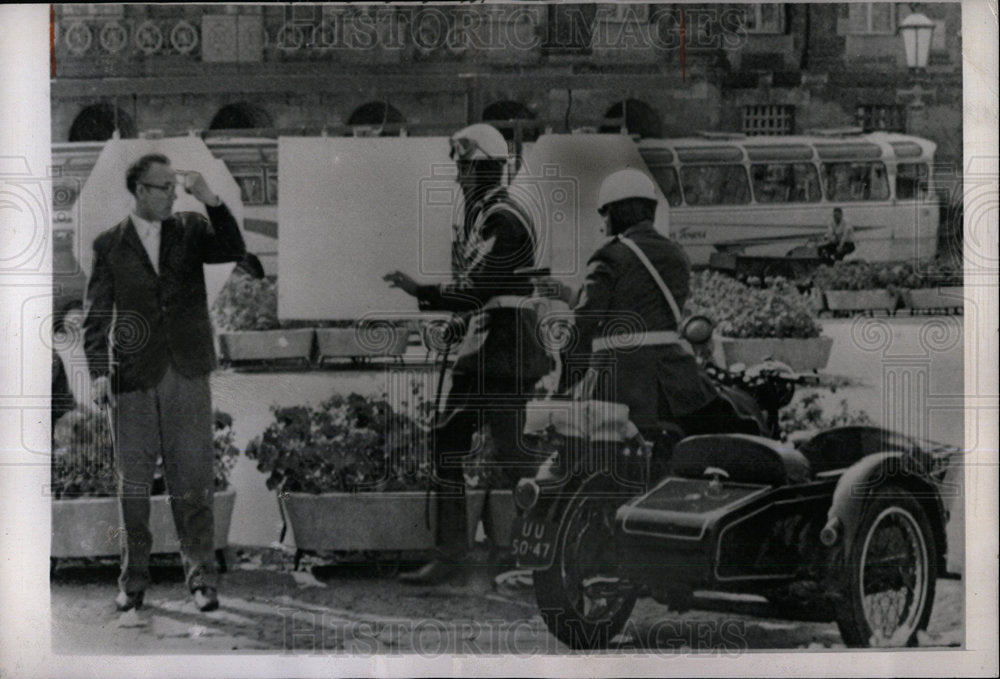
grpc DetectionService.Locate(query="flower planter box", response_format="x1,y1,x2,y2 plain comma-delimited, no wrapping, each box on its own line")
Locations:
717,336,834,372
218,328,315,364
315,327,410,363
51,489,236,559
281,491,437,552
901,287,964,313
823,289,899,314
466,489,516,548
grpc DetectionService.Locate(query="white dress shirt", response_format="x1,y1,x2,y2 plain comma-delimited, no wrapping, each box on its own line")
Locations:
132,213,162,274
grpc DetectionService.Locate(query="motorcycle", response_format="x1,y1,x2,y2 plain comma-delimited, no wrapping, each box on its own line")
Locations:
511,320,957,650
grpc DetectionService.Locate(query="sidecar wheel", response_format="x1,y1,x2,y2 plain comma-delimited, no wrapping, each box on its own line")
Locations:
834,485,937,647
534,492,636,650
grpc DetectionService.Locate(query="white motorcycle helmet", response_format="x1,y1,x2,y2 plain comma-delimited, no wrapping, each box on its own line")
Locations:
449,123,509,161
597,168,658,214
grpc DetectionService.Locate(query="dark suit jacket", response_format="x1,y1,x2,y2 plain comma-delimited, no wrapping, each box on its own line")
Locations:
84,203,245,393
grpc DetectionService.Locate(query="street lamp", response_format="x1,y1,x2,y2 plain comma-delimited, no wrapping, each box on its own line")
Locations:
898,12,935,70
897,12,936,131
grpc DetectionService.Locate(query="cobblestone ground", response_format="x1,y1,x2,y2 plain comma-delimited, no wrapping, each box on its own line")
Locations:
51,547,963,655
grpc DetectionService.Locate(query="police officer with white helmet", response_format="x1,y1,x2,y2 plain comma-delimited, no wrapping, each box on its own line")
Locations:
566,168,756,461
385,123,549,585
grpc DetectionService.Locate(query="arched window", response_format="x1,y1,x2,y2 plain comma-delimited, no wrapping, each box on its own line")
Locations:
209,103,274,131
68,104,137,142
600,99,663,139
347,102,405,136
482,101,540,142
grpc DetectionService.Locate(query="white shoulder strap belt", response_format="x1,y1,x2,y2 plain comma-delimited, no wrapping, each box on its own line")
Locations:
617,235,683,323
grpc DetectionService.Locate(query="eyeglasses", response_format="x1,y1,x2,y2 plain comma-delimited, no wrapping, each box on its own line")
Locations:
139,181,176,193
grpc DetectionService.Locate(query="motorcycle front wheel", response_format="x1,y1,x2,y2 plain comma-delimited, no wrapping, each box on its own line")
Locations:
534,485,637,650
834,485,937,647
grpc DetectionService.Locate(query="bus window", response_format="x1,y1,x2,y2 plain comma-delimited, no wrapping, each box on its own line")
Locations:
896,163,929,200
680,165,750,205
751,163,821,203
647,165,683,206
822,161,890,201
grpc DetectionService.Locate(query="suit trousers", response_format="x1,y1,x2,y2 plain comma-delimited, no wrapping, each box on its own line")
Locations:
115,364,216,593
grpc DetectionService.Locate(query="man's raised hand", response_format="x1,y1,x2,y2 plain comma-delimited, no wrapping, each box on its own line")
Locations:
177,170,221,207
91,375,115,408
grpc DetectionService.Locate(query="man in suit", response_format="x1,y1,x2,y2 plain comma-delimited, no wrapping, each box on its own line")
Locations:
84,153,245,612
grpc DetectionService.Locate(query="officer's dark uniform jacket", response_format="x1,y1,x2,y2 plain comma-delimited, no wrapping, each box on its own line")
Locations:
415,186,549,381
568,220,719,430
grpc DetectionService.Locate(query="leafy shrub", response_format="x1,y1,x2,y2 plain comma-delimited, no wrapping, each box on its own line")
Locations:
906,256,964,288
812,258,963,292
686,271,822,339
211,273,279,332
245,385,433,494
779,393,874,436
50,408,240,499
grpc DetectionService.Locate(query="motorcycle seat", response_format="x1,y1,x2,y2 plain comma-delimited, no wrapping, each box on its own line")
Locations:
670,434,811,486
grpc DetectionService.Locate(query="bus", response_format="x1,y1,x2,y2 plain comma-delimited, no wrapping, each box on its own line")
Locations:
51,128,940,304
636,130,939,265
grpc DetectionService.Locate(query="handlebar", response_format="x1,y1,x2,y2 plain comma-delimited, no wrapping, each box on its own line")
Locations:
704,360,820,396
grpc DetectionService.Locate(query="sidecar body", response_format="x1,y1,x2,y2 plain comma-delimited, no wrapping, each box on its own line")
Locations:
614,426,955,603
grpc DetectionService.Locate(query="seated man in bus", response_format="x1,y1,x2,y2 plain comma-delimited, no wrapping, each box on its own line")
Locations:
817,207,855,263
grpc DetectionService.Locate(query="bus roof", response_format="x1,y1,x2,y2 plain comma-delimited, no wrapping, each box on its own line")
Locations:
637,132,936,162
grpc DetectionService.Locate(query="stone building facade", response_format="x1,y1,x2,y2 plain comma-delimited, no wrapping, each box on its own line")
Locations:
50,3,964,297
52,3,963,164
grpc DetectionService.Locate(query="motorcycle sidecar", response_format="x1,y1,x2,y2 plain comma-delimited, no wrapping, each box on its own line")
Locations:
613,427,954,648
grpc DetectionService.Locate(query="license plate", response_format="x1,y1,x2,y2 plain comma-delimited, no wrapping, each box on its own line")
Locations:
511,517,557,568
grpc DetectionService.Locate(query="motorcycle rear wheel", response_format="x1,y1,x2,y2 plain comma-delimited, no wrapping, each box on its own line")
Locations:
534,487,637,650
834,485,937,647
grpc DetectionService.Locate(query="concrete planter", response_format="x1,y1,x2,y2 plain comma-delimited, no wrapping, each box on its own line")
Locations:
315,326,409,363
51,488,236,558
823,289,899,314
280,491,437,552
217,328,314,364
466,489,517,548
717,336,834,372
901,287,964,313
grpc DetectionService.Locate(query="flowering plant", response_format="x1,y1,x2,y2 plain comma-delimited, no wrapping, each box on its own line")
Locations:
811,258,963,292
686,271,822,339
211,273,279,331
811,261,901,291
50,409,240,499
779,393,874,437
245,385,433,494
903,257,964,288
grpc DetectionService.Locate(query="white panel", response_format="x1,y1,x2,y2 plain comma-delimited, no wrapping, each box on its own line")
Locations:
511,134,669,293
277,136,455,319
77,137,244,305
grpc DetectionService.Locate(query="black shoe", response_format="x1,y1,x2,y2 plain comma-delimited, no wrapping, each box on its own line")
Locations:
115,590,145,612
192,586,219,612
397,559,465,585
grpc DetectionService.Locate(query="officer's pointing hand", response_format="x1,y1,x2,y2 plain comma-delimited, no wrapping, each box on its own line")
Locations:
384,270,418,297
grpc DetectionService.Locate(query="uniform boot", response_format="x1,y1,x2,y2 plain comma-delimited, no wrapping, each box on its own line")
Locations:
398,495,469,585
